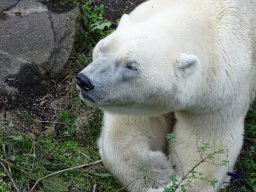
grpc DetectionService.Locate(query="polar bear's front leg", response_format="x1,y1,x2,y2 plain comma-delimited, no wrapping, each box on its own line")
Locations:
169,111,245,192
98,112,176,192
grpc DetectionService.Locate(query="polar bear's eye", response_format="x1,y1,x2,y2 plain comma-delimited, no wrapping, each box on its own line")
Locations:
126,62,138,71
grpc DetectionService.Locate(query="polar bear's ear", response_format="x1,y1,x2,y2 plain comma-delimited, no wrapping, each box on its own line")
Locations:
176,53,199,77
118,14,130,26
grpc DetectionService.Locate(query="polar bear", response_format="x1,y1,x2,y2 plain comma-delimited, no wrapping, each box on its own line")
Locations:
76,0,256,191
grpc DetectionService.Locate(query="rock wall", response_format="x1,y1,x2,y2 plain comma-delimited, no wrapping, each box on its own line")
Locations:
0,0,79,95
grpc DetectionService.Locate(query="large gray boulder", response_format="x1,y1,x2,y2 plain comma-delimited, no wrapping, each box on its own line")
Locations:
0,0,79,95
0,0,19,11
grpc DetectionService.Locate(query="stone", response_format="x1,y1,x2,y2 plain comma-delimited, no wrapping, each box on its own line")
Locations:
48,9,79,77
0,50,26,95
0,0,79,95
0,0,19,12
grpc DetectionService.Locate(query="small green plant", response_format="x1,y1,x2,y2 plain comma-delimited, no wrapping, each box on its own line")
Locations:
0,171,12,192
59,110,78,136
79,0,112,50
76,53,92,67
166,133,176,143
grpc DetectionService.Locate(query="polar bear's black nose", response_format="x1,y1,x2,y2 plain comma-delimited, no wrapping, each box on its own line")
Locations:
76,73,94,91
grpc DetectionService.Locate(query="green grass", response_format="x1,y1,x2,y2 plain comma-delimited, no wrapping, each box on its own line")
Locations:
0,106,121,192
1,105,254,192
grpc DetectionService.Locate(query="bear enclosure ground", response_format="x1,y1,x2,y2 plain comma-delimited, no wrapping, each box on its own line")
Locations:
0,0,255,191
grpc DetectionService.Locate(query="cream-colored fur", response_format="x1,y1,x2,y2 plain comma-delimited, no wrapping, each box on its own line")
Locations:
78,0,256,191
98,113,174,191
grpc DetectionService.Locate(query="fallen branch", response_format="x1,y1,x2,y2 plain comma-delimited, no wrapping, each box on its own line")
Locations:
92,183,97,192
0,161,20,192
0,158,28,174
29,160,102,192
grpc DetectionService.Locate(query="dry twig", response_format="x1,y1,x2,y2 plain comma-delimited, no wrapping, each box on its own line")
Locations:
0,161,20,192
29,160,102,192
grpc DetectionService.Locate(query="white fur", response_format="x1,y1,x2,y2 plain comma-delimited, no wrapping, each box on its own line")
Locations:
98,113,175,191
78,0,256,191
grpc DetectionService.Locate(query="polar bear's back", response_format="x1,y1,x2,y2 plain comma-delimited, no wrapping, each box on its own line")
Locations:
129,0,174,22
129,0,213,22
129,0,256,103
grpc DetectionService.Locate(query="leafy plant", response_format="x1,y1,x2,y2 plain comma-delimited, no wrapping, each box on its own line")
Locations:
79,0,112,51
166,133,176,143
59,110,78,136
0,171,12,192
76,53,92,67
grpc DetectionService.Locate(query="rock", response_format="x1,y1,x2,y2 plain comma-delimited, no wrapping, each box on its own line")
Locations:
48,9,79,77
0,0,79,95
0,50,26,95
0,0,19,12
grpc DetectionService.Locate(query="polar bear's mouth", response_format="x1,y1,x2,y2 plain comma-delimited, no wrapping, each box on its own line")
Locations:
81,91,95,103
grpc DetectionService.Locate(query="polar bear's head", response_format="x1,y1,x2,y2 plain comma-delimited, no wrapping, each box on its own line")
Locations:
77,14,201,115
